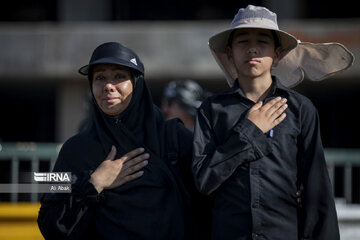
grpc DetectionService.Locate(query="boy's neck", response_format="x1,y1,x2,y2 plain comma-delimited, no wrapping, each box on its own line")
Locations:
237,75,273,103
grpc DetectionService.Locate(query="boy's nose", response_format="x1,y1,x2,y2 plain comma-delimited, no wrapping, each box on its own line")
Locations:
248,47,258,54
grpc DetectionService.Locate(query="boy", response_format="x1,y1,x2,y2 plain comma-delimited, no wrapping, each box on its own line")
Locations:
192,5,339,240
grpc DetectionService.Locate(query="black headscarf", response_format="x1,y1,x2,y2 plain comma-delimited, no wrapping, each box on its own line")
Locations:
91,71,163,160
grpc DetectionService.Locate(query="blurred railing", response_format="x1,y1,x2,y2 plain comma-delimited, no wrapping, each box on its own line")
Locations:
0,142,61,202
0,142,359,203
325,148,360,204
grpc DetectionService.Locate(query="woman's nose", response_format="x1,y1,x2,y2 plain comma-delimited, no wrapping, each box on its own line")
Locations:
104,82,115,92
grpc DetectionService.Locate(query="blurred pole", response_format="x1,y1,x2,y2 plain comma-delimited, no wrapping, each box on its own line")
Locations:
55,83,88,143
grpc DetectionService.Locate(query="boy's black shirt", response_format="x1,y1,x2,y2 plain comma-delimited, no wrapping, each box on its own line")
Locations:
192,77,339,240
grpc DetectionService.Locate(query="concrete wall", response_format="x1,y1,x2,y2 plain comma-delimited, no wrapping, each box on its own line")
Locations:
0,20,358,82
0,20,359,142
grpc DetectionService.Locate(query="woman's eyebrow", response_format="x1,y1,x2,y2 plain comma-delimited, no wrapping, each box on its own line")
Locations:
93,68,105,73
93,67,127,73
111,67,128,71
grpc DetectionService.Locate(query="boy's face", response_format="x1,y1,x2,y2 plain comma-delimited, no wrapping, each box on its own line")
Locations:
226,28,281,80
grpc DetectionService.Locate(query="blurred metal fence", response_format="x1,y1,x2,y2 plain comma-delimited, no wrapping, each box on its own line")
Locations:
0,142,359,203
325,148,360,204
0,142,61,202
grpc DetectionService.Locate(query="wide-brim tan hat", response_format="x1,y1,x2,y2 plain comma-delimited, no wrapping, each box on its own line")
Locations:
209,5,298,58
209,5,355,87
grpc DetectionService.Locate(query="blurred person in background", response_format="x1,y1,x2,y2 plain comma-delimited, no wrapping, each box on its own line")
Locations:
38,42,197,240
161,79,211,131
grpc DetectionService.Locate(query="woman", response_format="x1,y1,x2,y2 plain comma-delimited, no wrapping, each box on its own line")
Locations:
37,42,194,240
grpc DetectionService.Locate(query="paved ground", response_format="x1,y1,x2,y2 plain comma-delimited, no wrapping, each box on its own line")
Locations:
340,223,360,240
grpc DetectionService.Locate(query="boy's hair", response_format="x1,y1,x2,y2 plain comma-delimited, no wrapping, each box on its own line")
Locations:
227,30,280,50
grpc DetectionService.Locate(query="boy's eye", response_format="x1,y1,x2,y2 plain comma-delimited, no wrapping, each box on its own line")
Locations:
236,40,248,44
259,40,270,43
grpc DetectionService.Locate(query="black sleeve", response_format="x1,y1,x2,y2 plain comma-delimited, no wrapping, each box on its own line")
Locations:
37,171,102,240
298,102,340,240
192,101,273,195
37,139,103,240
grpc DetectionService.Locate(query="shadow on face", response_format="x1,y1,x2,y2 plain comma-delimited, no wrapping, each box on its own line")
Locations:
92,63,134,116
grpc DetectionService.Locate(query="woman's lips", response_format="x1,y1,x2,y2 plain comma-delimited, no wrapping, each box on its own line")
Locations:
104,97,119,103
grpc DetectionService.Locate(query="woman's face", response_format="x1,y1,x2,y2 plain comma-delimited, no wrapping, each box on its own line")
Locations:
92,63,134,116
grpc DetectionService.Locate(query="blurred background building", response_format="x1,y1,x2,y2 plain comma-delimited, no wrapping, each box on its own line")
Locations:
0,0,359,239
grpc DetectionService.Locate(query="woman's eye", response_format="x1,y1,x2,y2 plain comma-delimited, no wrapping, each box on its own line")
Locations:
115,73,126,79
94,75,105,81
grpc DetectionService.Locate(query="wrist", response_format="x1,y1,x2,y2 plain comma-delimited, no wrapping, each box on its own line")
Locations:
89,174,103,194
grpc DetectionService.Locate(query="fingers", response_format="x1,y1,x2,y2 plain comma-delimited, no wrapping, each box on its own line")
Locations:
114,151,149,187
117,147,145,163
273,113,286,126
258,97,287,121
270,101,288,121
117,170,145,186
260,96,283,111
248,101,263,112
122,153,149,174
106,145,117,161
115,148,149,180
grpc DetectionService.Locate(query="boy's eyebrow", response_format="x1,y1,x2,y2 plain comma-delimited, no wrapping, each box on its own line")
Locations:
258,32,272,38
234,32,249,37
234,31,272,38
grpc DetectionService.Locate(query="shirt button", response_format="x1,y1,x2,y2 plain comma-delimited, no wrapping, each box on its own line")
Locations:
252,233,259,239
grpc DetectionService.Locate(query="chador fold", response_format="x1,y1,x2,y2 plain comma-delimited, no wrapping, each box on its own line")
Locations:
37,42,199,240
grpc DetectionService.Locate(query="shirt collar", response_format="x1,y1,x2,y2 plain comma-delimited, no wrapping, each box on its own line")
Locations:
224,76,290,97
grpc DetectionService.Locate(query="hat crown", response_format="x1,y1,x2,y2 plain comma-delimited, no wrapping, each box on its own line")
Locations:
91,42,122,61
92,42,141,65
230,5,278,30
89,42,144,74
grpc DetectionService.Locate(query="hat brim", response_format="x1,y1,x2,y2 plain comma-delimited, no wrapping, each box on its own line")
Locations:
210,41,355,88
272,42,355,87
209,24,298,58
78,57,143,75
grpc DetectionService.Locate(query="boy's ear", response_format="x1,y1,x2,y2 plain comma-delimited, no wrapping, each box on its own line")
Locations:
225,46,233,61
272,47,283,67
